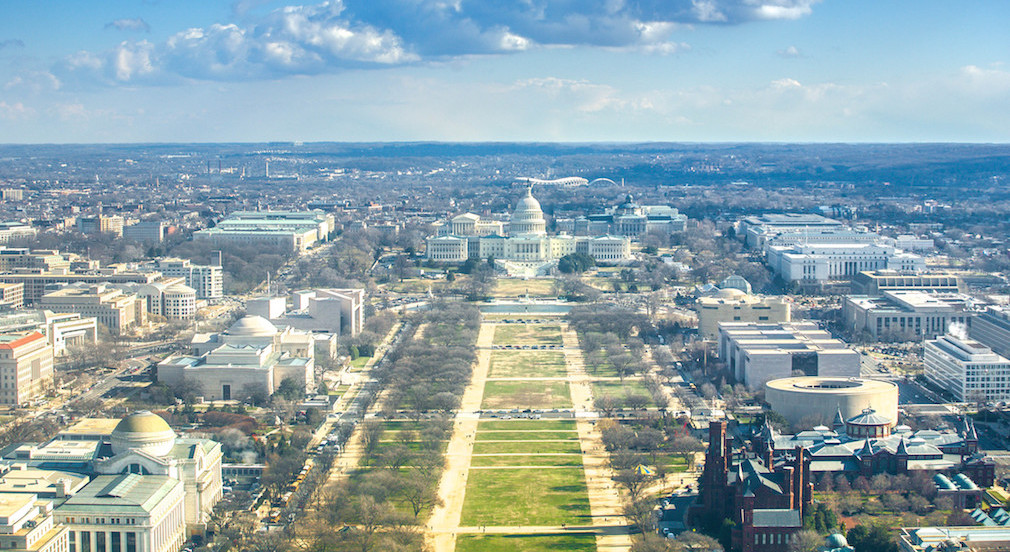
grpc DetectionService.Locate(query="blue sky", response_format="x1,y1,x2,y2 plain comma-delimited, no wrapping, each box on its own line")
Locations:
0,0,1008,143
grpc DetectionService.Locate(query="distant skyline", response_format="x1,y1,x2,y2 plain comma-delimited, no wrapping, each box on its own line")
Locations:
1,1,1009,143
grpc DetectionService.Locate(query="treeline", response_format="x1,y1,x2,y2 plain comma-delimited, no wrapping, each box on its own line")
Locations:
379,301,481,416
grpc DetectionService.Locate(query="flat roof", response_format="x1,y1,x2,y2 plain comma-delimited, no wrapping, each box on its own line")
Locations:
60,418,119,437
0,492,33,520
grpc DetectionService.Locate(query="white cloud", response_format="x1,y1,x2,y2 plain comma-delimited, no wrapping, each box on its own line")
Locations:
54,0,822,85
777,45,802,58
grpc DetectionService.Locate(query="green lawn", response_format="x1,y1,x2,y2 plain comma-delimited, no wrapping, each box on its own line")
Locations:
482,380,571,410
475,430,579,441
492,279,558,298
488,350,567,378
350,356,371,369
492,324,563,346
460,468,592,526
472,441,583,455
478,420,576,431
590,379,656,408
456,534,597,552
470,455,584,467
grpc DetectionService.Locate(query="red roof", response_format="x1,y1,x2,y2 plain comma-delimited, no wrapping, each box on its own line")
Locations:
0,331,44,350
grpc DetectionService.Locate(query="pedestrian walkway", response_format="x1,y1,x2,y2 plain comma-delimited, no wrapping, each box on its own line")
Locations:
562,326,633,552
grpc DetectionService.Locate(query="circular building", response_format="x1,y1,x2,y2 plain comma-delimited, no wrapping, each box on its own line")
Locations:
845,407,893,438
765,377,898,428
110,410,177,457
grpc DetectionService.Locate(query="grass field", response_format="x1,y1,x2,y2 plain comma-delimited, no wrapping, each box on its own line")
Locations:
460,468,592,526
492,279,558,297
488,350,567,378
456,533,597,552
350,356,371,369
470,454,584,467
590,379,657,408
472,441,583,455
482,380,571,410
478,420,576,431
475,430,579,441
492,324,563,346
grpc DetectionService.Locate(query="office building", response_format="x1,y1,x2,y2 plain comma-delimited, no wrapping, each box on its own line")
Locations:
696,288,791,340
0,283,23,310
0,249,72,273
0,223,36,245
0,311,97,357
123,221,168,243
765,243,925,283
924,332,1010,403
0,331,53,407
718,322,860,389
193,210,334,253
142,259,223,300
77,215,124,238
39,285,146,335
850,270,964,296
0,493,69,552
738,213,845,249
842,291,979,341
899,526,1010,551
250,288,364,336
969,305,1010,358
113,280,196,321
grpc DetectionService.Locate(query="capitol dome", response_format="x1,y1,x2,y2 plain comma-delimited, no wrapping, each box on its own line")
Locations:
111,411,177,457
226,315,277,337
509,187,547,236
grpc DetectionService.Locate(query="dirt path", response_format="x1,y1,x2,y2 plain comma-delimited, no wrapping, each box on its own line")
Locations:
426,322,495,552
562,325,634,552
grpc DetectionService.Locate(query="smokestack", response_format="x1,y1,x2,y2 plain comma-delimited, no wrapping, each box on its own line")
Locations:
781,466,794,509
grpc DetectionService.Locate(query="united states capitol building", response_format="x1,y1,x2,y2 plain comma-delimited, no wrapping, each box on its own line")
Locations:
426,188,631,277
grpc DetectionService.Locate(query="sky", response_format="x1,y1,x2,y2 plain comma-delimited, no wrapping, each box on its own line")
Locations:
0,0,1009,143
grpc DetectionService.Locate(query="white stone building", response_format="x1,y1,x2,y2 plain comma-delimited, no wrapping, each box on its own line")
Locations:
842,291,979,341
924,332,1010,403
141,259,223,300
0,492,68,552
765,243,925,283
717,322,860,389
426,188,631,276
696,289,792,340
0,331,53,407
159,316,314,401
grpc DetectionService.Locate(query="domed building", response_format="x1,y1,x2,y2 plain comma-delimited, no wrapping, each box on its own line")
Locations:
19,410,224,550
508,188,547,236
426,187,632,277
158,314,315,401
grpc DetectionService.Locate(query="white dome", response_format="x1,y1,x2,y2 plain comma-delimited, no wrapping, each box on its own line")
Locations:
111,411,177,457
510,187,546,236
227,315,277,337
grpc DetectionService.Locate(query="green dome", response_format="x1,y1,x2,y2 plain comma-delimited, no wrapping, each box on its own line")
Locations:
826,534,848,548
113,411,172,435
